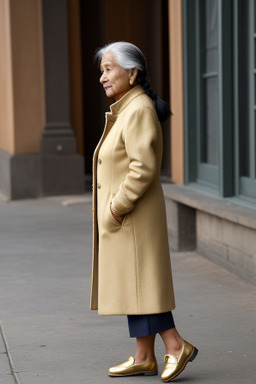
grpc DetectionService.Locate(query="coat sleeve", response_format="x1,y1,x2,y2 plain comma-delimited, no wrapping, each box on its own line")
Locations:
111,107,158,216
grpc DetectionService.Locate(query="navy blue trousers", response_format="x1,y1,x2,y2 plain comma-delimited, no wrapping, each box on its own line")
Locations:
127,311,175,338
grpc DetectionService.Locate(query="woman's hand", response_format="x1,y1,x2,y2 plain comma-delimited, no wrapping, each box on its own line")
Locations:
110,206,123,224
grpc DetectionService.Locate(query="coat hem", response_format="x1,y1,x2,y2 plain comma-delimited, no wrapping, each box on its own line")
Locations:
96,306,176,316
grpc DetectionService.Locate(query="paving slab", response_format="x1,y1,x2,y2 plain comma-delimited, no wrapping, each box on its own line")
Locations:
0,196,255,383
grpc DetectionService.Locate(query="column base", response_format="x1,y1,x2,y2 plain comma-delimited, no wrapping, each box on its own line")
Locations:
0,149,85,200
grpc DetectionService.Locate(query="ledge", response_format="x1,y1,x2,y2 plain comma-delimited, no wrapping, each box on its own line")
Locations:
162,183,256,231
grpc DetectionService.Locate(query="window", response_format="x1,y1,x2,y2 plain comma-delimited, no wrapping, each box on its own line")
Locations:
183,0,233,197
199,0,219,166
197,0,220,188
235,0,256,200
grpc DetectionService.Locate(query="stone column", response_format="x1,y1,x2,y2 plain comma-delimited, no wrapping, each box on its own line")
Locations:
0,0,44,200
40,0,84,195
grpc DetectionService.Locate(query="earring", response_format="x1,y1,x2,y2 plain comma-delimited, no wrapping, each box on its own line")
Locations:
130,80,133,85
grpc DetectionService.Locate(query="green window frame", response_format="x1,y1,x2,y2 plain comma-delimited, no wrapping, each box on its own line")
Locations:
183,0,233,197
234,0,256,202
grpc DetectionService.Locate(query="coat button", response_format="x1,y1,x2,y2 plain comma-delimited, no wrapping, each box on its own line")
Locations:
97,183,101,189
98,158,102,165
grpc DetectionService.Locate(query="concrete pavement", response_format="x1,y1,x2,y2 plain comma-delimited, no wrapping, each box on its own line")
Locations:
0,195,255,384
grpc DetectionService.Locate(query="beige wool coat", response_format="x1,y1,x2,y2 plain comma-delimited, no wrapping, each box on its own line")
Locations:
90,85,175,316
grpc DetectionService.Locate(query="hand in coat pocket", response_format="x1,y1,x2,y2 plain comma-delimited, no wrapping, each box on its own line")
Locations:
110,206,123,224
104,206,123,230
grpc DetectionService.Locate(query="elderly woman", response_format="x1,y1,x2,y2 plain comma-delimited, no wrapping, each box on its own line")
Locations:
90,41,198,382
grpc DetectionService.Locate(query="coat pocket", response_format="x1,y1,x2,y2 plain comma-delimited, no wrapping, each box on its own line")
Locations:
104,206,122,229
104,206,127,230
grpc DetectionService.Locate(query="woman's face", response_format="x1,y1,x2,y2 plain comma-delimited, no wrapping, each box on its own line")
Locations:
100,53,136,101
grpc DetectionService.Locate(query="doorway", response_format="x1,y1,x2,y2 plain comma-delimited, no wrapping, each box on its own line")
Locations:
72,0,171,183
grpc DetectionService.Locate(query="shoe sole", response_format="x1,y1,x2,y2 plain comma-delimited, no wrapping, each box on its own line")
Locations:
109,370,158,377
162,347,198,383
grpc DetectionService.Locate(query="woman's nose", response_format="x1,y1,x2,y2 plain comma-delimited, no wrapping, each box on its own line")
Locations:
100,73,106,84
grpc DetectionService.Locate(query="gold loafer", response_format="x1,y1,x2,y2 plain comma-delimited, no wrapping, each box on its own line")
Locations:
108,356,158,377
161,340,198,382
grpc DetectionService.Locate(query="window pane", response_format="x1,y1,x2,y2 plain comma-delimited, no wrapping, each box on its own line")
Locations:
200,0,219,166
201,77,219,165
205,0,218,73
237,0,256,199
238,0,250,177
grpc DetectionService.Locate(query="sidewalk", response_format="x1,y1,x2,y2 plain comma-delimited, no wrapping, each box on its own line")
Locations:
0,195,255,384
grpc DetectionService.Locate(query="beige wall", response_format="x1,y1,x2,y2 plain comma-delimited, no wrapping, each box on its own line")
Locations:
169,0,184,184
0,0,14,154
0,0,45,156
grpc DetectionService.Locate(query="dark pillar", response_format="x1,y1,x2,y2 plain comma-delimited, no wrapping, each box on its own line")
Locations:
40,0,84,195
166,199,196,252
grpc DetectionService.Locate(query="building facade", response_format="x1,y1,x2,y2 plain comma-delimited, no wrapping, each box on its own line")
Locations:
0,0,255,284
165,0,256,286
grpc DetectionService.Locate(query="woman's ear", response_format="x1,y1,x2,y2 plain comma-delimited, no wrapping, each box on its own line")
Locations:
129,68,138,85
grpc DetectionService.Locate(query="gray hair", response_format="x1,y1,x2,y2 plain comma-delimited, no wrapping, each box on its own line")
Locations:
95,41,145,72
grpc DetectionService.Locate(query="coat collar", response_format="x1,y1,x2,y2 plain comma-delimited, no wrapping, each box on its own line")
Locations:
108,85,145,116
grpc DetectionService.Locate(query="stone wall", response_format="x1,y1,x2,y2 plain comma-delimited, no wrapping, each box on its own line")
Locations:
163,184,256,286
197,211,256,284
